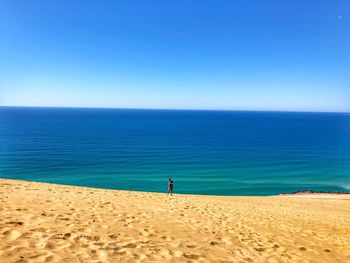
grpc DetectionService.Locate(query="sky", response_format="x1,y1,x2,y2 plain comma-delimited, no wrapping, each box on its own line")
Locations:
0,0,349,112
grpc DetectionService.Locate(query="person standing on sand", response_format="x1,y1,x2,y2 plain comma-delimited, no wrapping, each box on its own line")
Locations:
167,178,174,195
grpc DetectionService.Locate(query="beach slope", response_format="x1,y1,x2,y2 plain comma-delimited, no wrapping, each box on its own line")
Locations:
0,179,349,262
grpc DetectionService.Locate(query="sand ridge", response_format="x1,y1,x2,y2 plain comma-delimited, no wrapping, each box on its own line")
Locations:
0,179,350,263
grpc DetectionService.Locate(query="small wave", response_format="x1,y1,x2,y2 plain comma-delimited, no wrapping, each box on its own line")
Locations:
342,185,350,190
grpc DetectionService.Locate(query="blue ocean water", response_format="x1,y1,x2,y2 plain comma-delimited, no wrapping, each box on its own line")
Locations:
0,107,349,196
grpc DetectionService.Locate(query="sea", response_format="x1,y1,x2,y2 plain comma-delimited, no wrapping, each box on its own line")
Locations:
0,107,349,196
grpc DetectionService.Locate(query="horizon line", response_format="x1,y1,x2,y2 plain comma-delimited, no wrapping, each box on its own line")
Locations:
0,105,348,114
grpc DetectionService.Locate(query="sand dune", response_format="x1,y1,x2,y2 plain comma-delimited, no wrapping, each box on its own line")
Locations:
0,179,349,262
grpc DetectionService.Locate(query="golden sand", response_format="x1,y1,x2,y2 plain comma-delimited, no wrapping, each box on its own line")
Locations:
0,179,349,263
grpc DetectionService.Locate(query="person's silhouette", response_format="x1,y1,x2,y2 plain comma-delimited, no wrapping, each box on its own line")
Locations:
167,178,174,195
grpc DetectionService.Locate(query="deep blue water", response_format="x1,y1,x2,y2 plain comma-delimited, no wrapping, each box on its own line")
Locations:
0,107,349,196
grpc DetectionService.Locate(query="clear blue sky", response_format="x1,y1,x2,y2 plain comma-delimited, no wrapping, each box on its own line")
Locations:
0,1,349,112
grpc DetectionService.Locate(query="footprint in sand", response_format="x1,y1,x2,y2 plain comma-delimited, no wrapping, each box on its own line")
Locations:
254,247,266,252
183,253,201,260
63,233,71,240
108,234,118,239
123,243,137,248
6,221,24,226
186,244,197,248
45,241,56,249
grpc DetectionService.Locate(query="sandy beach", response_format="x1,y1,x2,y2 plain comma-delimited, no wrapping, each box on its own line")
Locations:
0,179,349,263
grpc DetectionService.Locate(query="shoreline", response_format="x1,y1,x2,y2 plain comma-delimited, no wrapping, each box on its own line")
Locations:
1,178,349,198
1,178,350,262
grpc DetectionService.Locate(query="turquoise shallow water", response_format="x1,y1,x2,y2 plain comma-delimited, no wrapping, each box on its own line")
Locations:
0,107,349,196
